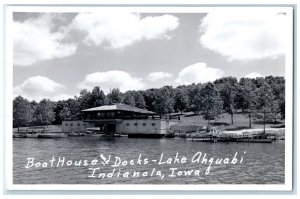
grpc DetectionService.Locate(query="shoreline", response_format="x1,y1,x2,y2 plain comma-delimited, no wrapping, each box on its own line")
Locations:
221,128,285,135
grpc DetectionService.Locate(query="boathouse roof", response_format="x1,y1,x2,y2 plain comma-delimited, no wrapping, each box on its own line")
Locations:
81,103,155,114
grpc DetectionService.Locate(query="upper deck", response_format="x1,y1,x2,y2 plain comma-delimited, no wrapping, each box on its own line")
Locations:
81,103,155,122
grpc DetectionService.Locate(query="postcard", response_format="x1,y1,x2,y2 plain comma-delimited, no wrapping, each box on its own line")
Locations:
3,4,294,193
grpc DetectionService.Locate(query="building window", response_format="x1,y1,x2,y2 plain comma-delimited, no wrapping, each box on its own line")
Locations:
134,123,138,126
100,112,105,117
143,123,146,126
152,123,155,126
65,123,68,126
97,113,101,118
70,123,73,126
77,123,80,126
83,123,86,126
126,123,130,126
111,112,115,117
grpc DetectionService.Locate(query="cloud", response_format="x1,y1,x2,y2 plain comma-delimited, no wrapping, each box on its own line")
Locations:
50,94,76,102
147,72,173,81
245,72,263,79
70,12,179,49
13,76,72,101
78,70,145,93
199,11,289,60
13,14,77,66
175,62,224,85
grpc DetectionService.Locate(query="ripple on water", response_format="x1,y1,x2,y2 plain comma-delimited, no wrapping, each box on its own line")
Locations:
13,137,285,184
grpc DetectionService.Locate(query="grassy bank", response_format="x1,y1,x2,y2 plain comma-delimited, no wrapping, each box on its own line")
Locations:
176,112,284,132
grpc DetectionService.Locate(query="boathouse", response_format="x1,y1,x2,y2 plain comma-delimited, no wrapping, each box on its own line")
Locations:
62,103,179,138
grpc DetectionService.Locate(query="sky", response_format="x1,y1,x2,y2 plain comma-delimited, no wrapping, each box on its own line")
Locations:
12,10,289,102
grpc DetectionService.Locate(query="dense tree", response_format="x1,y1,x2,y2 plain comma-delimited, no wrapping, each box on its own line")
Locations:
29,100,38,126
214,77,238,124
187,83,202,114
174,88,189,114
13,76,285,129
153,86,174,117
106,88,122,104
278,93,285,120
13,96,33,130
134,91,146,109
123,91,136,107
123,90,146,109
197,82,223,127
59,106,72,121
254,82,280,133
265,76,285,97
34,99,55,129
142,88,159,112
235,78,257,127
77,89,93,110
53,100,65,125
60,98,82,120
253,77,267,88
265,76,285,119
90,86,106,107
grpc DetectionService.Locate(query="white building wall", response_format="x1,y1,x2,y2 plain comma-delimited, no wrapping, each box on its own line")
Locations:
62,119,179,134
118,119,179,135
62,120,95,133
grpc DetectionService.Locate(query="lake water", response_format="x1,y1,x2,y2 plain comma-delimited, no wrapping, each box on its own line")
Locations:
13,137,285,184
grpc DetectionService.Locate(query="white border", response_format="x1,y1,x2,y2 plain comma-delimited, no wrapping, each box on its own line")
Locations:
4,5,294,191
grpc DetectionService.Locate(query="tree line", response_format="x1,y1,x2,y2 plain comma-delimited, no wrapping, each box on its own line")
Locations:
13,76,285,130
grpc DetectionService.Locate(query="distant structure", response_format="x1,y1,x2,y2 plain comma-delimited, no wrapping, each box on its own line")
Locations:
62,103,178,138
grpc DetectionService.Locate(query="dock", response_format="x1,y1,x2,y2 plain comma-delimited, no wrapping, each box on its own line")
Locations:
187,136,273,143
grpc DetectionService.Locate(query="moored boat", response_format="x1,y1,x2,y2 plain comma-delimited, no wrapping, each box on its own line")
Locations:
55,133,68,138
38,133,67,138
25,133,39,138
38,134,57,138
187,136,273,143
68,132,84,137
88,133,106,137
13,134,27,138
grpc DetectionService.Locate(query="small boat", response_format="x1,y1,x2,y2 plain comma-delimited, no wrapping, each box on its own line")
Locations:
68,132,84,137
88,133,106,137
235,138,273,143
26,133,39,138
188,136,218,142
38,133,67,138
13,134,27,138
164,133,175,138
38,134,56,138
106,134,127,137
55,133,68,138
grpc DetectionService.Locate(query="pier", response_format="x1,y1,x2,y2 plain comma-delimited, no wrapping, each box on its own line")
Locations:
187,134,273,143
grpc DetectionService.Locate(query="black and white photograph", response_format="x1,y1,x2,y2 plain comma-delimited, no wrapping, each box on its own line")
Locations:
3,4,295,192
